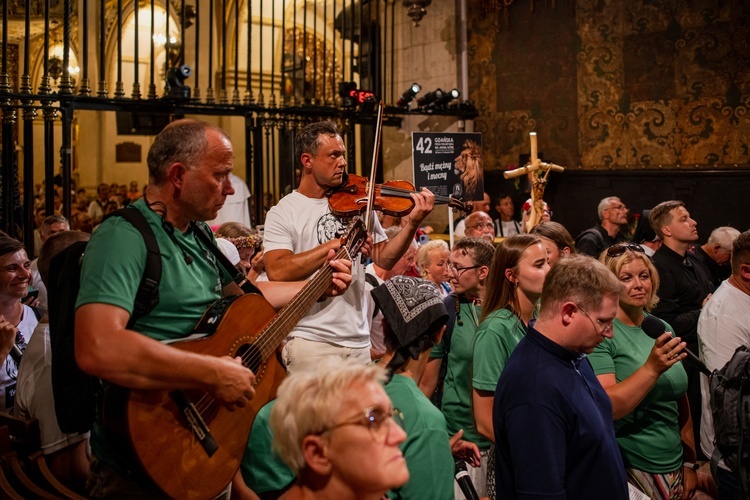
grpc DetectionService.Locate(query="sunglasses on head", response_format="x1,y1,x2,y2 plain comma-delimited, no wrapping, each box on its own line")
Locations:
605,243,645,258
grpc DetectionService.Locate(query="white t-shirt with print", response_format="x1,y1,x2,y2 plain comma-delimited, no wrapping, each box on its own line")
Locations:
263,191,386,348
1,305,39,411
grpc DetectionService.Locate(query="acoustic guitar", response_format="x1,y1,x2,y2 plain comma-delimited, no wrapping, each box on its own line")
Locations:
105,219,367,499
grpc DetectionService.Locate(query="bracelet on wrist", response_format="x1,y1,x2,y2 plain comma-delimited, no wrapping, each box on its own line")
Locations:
683,461,699,471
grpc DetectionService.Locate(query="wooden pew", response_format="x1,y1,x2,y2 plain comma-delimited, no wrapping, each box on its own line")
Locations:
0,412,87,499
0,426,25,500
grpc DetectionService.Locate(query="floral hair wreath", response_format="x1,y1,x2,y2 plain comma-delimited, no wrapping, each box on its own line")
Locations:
522,200,551,213
219,234,263,250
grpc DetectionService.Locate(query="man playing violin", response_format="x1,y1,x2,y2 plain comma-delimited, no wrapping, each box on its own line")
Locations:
263,121,435,373
75,119,352,497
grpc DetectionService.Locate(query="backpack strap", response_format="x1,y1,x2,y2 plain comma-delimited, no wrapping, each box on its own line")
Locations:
710,442,723,486
105,208,162,329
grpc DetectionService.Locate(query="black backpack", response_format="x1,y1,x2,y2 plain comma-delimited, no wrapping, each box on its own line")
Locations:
710,344,750,498
48,207,162,434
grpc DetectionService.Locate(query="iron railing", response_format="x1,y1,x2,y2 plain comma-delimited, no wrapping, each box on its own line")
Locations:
0,0,476,249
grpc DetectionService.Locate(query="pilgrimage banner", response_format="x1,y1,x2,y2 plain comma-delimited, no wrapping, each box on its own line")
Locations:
411,132,484,202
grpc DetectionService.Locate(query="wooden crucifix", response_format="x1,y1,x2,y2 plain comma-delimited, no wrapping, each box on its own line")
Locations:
503,132,566,232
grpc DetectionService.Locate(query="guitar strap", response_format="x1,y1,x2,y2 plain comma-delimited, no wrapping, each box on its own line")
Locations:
190,221,261,295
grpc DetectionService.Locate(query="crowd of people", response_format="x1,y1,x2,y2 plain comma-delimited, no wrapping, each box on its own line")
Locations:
0,117,747,500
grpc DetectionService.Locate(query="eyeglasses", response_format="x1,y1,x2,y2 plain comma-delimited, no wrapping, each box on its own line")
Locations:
605,243,645,258
466,223,494,230
320,407,404,441
447,262,480,276
607,204,628,211
576,305,614,335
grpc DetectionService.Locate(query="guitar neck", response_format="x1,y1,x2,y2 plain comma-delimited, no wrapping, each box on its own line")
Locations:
253,246,349,362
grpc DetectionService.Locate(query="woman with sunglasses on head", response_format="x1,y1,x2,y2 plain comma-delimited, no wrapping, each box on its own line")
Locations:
270,358,409,500
588,243,697,500
472,235,550,495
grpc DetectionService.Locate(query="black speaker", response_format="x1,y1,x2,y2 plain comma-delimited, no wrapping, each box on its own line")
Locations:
116,112,171,136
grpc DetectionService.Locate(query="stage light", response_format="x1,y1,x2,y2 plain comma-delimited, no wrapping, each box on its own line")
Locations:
397,82,421,108
434,88,460,108
166,64,192,99
417,88,449,109
417,87,460,110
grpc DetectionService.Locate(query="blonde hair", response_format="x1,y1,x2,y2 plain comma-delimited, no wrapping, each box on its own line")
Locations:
417,239,449,279
270,359,387,474
599,248,660,311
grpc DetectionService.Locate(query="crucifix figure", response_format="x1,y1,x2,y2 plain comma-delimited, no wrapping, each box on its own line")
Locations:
503,132,566,232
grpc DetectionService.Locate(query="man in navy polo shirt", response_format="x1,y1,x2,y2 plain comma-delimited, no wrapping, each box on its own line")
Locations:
493,255,628,500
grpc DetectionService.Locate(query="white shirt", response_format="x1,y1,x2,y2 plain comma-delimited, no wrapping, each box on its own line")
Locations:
207,173,252,229
15,322,88,454
0,305,39,411
698,279,750,467
263,191,386,348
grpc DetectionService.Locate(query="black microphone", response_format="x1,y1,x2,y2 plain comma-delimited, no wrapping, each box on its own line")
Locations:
641,316,712,377
454,460,480,500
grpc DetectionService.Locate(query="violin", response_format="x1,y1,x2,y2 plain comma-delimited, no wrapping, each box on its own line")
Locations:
327,172,472,218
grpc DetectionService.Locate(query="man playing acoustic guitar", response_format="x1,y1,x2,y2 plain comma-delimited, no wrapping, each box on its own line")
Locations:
263,121,435,373
75,119,352,498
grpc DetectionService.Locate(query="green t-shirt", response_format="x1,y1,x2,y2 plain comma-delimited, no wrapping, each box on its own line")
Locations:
385,375,454,500
431,301,490,449
77,199,233,340
588,316,688,473
472,308,526,392
241,400,295,495
76,198,233,469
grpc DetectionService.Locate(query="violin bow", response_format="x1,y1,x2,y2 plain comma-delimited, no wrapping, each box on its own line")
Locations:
363,101,385,233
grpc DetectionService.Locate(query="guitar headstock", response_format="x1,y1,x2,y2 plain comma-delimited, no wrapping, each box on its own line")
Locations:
340,219,368,259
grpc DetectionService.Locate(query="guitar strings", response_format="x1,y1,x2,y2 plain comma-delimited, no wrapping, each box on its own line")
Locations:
192,244,352,416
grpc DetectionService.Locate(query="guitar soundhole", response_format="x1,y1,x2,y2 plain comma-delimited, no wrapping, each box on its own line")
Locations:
236,343,263,374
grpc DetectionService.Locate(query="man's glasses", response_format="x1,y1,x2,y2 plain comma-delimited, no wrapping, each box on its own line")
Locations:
607,204,628,211
447,262,480,276
576,305,614,335
321,407,404,441
466,223,494,230
605,243,645,258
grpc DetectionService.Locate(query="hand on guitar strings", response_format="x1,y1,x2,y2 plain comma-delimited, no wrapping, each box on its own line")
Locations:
323,249,353,298
211,355,257,411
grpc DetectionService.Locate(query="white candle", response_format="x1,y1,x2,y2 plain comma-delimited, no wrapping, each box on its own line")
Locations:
530,132,538,162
